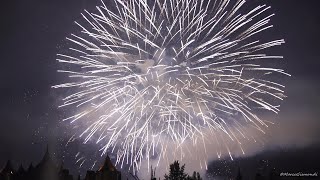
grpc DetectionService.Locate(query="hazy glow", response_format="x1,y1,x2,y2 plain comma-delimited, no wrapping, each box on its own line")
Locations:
53,0,289,173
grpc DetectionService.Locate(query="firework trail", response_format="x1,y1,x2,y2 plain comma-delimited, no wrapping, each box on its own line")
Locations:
53,0,289,172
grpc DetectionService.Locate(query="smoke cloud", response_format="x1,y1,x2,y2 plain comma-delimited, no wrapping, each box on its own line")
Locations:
137,78,320,179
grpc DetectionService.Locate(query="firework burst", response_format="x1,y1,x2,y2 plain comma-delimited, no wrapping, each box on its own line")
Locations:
54,0,289,172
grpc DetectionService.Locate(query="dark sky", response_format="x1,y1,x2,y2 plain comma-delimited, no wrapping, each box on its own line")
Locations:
0,0,320,178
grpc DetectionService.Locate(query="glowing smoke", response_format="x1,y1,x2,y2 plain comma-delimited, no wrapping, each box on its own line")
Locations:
53,0,290,175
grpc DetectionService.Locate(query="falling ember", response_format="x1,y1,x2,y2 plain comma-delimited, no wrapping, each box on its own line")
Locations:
53,0,289,172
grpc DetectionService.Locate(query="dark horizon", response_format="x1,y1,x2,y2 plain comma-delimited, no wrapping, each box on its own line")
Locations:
1,144,319,179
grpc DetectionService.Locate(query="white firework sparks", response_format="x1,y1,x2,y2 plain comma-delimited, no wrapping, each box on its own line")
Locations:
53,0,289,172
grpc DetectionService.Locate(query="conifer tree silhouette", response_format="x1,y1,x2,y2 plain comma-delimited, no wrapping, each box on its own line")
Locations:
164,161,203,180
188,171,202,180
164,161,188,180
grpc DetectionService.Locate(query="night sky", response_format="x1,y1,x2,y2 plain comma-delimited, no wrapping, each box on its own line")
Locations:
0,0,320,179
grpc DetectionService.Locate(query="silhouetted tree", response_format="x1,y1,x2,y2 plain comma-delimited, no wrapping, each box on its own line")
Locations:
164,161,188,180
188,171,202,180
